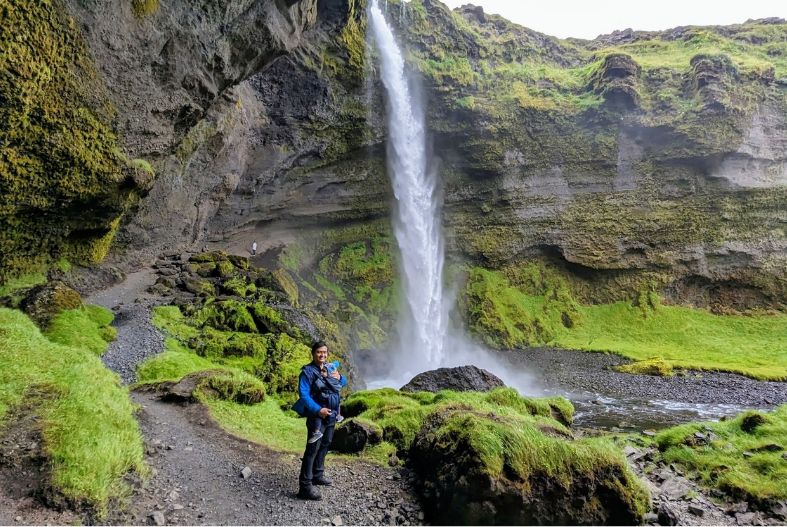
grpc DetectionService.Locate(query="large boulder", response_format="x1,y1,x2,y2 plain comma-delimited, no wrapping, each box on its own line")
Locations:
410,405,650,525
401,365,505,393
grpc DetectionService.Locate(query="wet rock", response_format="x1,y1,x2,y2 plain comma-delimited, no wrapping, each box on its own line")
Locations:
332,419,382,453
400,365,505,393
657,503,680,526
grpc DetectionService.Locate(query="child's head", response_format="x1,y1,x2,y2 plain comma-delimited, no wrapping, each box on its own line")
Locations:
325,360,340,373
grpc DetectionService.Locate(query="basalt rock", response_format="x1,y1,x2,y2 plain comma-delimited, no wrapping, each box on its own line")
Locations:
410,405,650,525
332,419,383,453
400,365,506,393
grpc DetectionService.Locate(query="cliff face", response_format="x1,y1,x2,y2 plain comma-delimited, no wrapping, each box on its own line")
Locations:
2,0,785,311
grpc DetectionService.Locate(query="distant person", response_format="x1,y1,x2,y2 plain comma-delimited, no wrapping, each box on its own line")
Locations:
293,341,346,500
251,241,257,256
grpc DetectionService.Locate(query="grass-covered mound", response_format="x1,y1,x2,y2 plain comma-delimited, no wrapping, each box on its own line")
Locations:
411,404,650,525
342,386,573,452
655,405,787,503
460,263,787,380
0,308,144,515
340,387,648,524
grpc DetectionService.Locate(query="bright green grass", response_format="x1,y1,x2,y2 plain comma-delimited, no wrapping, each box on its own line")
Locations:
45,305,116,355
656,405,787,502
344,387,574,452
552,301,787,380
0,271,46,297
0,308,145,515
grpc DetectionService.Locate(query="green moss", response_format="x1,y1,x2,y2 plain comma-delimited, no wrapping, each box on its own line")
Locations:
221,276,256,297
198,370,266,405
0,308,145,516
45,304,116,356
193,299,258,333
343,387,574,452
272,268,299,306
459,262,787,380
614,358,674,377
131,0,158,18
0,271,46,298
412,405,650,524
0,0,136,276
656,406,787,502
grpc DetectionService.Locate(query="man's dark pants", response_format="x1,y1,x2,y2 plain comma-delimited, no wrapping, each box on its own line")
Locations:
299,417,335,489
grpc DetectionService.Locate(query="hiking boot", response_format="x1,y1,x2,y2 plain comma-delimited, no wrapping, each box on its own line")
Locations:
335,414,344,423
313,476,332,486
307,430,323,444
297,486,322,500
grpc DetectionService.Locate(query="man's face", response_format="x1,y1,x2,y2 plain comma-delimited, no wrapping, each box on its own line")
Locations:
312,346,328,366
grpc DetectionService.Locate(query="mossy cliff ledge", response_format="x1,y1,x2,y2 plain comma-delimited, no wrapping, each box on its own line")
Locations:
6,0,782,313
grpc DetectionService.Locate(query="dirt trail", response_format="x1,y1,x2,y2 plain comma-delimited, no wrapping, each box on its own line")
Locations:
117,391,422,526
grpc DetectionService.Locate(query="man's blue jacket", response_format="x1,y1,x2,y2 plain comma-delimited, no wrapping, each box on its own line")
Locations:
296,363,347,418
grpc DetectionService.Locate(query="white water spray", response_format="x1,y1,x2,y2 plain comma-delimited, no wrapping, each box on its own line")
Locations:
366,0,541,395
368,0,447,382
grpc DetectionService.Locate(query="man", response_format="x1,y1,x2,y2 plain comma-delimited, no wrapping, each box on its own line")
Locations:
296,341,346,500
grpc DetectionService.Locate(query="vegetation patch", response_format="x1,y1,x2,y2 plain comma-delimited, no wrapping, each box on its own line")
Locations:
614,358,674,377
410,404,650,524
342,386,573,452
45,305,116,355
656,405,787,502
460,263,787,380
0,0,139,277
0,308,144,515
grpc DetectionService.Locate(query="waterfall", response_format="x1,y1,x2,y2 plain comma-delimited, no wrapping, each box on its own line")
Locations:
367,0,448,383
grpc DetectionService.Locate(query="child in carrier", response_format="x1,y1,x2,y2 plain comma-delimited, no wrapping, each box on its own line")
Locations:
308,361,345,444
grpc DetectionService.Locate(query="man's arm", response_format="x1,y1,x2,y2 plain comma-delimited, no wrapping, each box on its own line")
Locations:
298,370,322,417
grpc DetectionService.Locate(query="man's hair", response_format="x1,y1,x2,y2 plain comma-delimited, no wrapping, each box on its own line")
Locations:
311,340,328,353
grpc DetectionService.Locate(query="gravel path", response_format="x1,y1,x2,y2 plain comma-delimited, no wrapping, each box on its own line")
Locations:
87,267,165,384
114,391,423,526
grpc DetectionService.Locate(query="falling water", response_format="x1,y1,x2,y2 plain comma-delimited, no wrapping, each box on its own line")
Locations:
367,0,448,381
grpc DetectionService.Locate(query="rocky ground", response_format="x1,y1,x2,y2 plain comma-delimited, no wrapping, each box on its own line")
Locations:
115,391,423,526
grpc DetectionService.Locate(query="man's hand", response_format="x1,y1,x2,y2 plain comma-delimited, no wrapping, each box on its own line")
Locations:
318,407,331,418
329,370,340,380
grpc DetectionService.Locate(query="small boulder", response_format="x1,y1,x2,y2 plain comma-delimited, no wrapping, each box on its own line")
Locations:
332,419,382,453
20,281,82,326
241,466,252,479
657,503,680,526
401,365,505,393
687,504,704,517
149,511,166,526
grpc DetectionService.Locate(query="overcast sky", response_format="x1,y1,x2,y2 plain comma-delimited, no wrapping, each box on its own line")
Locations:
438,0,787,39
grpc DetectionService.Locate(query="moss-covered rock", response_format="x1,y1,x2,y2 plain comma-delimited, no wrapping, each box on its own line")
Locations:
0,0,144,277
410,405,650,525
19,281,82,327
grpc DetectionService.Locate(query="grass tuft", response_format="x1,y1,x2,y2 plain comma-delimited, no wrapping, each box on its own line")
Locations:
656,405,787,502
0,308,144,515
45,305,116,355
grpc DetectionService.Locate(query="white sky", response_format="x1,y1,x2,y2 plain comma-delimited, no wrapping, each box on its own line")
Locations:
438,0,787,39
